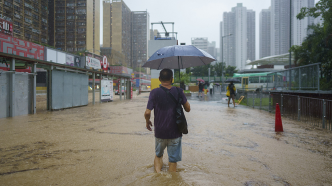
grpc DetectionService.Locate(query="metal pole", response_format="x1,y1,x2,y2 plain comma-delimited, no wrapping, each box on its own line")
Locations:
322,99,326,129
93,72,95,105
124,79,126,100
259,92,262,110
208,68,210,83
289,0,292,90
252,94,255,108
120,78,122,101
32,63,37,114
317,64,320,91
139,64,141,94
99,74,102,103
9,58,15,117
299,68,301,90
269,92,271,113
298,96,300,121
48,65,53,110
281,94,283,116
221,37,224,92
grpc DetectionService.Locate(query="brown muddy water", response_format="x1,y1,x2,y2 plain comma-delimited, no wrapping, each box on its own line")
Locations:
0,92,332,186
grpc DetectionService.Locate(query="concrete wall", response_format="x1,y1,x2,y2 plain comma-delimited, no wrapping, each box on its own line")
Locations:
0,72,33,118
51,70,88,110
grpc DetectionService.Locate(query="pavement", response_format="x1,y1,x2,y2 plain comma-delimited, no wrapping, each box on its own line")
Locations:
0,92,331,185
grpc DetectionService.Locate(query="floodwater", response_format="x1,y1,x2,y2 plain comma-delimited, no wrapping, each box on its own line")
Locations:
0,92,332,186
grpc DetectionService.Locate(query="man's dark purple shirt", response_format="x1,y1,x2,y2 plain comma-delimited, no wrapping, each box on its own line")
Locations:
147,86,187,139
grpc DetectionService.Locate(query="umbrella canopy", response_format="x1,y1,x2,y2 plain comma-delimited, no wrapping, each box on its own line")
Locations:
214,83,220,86
225,78,241,83
143,45,216,69
196,78,205,82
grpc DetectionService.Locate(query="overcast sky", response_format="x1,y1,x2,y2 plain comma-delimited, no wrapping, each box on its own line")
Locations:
99,0,319,60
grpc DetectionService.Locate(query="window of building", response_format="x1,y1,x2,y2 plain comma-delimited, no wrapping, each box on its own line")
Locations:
77,22,86,26
76,9,86,14
4,1,13,8
77,2,86,6
25,18,32,24
67,16,75,19
25,10,32,16
77,41,85,45
67,3,75,7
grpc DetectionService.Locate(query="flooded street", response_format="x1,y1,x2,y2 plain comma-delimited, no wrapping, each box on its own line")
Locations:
1,92,332,186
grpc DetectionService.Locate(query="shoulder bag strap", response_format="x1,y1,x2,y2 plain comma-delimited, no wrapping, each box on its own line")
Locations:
159,86,178,104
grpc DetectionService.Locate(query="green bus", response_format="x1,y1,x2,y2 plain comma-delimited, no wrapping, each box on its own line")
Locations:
232,72,283,91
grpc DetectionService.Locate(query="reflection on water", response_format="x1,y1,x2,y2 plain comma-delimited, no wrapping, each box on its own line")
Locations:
0,92,332,185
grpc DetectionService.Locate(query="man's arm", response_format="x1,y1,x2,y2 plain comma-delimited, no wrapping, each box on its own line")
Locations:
183,101,190,112
144,109,152,131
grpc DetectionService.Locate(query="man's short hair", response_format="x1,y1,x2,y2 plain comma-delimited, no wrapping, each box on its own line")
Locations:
159,69,173,81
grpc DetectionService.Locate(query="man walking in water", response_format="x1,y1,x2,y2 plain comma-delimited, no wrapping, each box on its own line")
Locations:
144,69,191,173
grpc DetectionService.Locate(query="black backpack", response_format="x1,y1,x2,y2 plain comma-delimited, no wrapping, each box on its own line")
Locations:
160,86,188,134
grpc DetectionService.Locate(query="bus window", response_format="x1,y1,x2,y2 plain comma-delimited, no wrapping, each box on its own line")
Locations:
260,76,272,83
249,77,259,83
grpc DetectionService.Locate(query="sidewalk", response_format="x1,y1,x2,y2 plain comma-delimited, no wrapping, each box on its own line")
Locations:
0,92,331,185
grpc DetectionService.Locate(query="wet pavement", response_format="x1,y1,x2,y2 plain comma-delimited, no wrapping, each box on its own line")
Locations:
0,92,332,185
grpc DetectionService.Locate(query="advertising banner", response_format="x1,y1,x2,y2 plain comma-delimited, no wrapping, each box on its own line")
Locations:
0,32,44,60
0,18,13,36
86,56,101,69
101,79,113,102
102,56,109,72
66,55,74,66
109,66,133,75
136,79,140,88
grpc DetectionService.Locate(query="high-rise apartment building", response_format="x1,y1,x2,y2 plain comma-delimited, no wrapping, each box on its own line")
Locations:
48,0,100,55
191,37,208,52
207,41,216,58
259,8,271,58
150,29,161,40
222,3,255,70
0,0,48,44
219,22,223,62
131,11,149,69
247,10,255,62
271,0,291,55
293,0,314,46
103,0,131,66
270,0,314,55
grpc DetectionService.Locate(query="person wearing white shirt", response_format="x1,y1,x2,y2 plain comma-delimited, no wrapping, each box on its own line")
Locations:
209,82,214,95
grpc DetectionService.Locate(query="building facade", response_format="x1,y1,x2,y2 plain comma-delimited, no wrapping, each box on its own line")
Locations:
292,0,314,46
103,0,132,66
0,0,48,44
222,3,255,70
271,0,291,56
259,8,271,58
48,0,100,55
191,37,208,52
131,11,149,69
247,10,255,62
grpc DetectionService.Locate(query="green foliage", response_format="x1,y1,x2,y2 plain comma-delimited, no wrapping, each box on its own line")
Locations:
174,72,190,84
191,62,238,77
291,0,332,90
134,67,146,73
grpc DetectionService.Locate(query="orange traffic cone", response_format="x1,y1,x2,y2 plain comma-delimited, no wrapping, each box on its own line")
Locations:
275,103,283,132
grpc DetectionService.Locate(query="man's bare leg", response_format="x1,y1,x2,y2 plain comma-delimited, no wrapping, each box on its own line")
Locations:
154,155,163,173
168,162,177,172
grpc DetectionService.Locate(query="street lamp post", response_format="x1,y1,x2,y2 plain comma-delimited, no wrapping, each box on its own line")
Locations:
221,34,232,92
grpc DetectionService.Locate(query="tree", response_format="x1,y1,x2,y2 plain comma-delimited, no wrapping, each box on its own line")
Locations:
291,0,332,90
224,66,238,77
191,64,211,76
174,72,190,84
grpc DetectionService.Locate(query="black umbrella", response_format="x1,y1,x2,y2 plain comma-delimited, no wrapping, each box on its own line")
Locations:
225,78,241,83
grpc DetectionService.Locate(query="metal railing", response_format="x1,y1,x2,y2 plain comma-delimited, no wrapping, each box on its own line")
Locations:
267,63,320,91
236,89,332,130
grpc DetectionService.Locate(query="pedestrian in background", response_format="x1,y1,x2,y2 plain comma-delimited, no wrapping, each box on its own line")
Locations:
204,83,208,95
144,69,191,173
209,82,214,95
226,82,236,107
198,81,204,97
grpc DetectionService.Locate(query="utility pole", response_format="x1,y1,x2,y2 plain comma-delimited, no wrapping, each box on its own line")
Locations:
289,0,292,90
221,34,232,92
